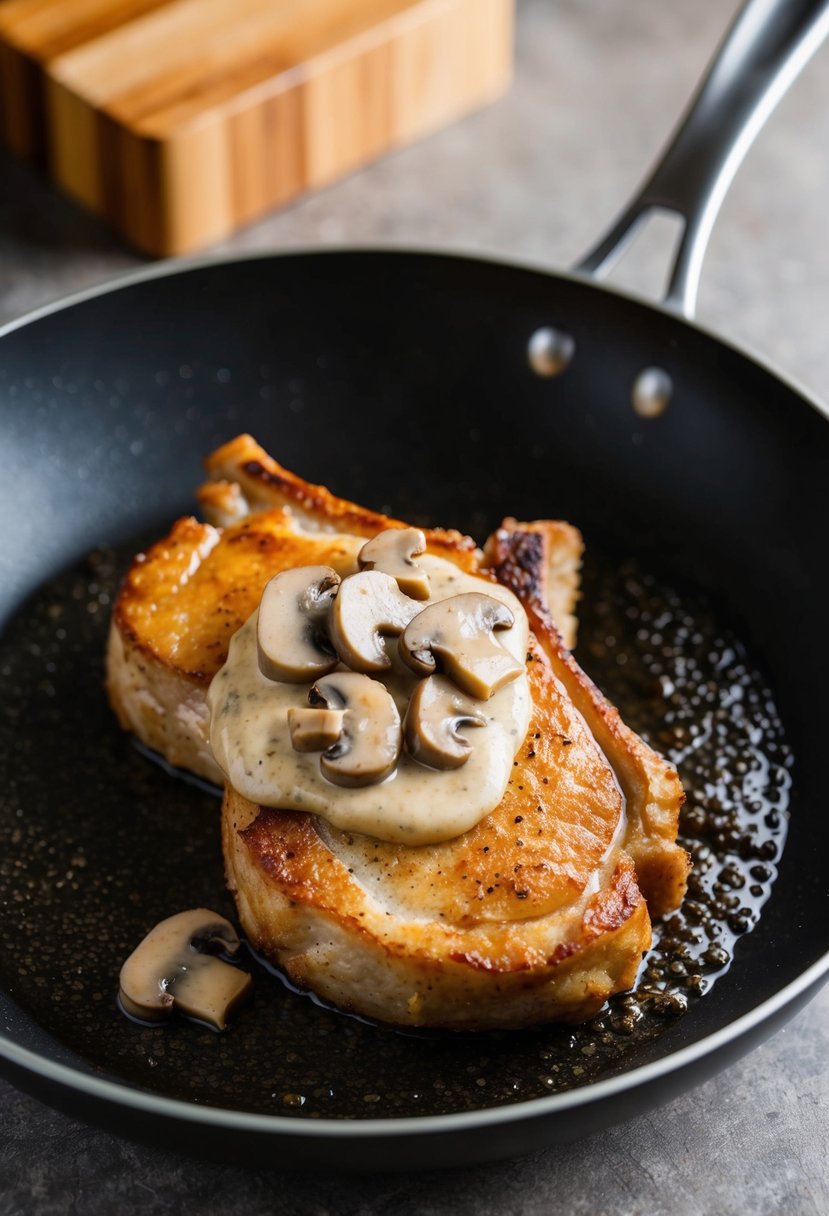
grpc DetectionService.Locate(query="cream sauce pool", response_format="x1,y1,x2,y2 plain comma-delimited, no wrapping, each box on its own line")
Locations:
208,552,532,844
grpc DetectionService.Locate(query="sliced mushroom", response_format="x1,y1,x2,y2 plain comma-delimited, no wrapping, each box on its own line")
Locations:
257,565,340,683
287,706,344,752
358,528,430,599
404,675,487,770
328,570,421,673
399,592,524,700
118,908,252,1031
304,672,402,787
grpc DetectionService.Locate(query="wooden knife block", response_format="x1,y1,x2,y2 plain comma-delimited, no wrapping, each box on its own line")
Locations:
0,0,513,255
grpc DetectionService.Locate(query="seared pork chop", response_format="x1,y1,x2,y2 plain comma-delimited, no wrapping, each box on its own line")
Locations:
107,435,688,1028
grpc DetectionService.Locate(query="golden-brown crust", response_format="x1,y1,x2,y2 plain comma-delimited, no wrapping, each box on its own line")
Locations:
113,513,357,685
199,434,480,567
483,518,583,651
225,787,650,1029
484,522,690,919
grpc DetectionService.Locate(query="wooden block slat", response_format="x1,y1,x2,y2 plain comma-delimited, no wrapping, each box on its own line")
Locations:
0,0,173,61
0,0,174,157
0,0,513,255
0,35,41,158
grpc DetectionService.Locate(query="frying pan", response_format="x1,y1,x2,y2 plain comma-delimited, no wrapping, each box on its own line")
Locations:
1,0,828,1172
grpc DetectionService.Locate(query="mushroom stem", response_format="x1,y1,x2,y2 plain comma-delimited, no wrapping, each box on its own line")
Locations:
288,706,345,752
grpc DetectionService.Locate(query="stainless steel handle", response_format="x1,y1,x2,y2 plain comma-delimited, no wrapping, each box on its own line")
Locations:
576,0,829,318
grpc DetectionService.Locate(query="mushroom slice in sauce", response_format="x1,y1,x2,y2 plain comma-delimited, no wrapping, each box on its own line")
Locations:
256,565,340,683
399,592,524,700
404,674,487,770
328,570,421,673
118,908,252,1031
287,706,345,752
306,672,402,787
358,528,430,599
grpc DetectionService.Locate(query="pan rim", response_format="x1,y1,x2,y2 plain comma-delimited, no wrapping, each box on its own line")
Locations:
1,244,827,1138
0,956,826,1136
1,244,827,429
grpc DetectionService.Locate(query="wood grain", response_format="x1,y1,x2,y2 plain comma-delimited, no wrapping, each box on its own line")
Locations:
0,0,513,254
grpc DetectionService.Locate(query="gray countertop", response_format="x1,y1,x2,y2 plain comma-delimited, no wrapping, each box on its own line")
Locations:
1,1,828,1212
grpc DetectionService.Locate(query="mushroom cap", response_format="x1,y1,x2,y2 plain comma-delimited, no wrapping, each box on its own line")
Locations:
399,592,524,700
118,908,252,1031
310,672,402,788
404,675,487,770
358,527,430,599
328,570,421,673
256,566,340,683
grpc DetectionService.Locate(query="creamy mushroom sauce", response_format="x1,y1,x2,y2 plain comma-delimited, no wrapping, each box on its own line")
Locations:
208,553,532,844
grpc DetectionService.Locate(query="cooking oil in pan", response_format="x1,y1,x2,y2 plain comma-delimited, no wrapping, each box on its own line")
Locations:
577,558,790,1043
0,543,790,1118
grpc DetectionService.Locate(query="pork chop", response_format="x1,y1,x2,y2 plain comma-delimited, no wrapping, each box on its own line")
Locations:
107,435,688,1028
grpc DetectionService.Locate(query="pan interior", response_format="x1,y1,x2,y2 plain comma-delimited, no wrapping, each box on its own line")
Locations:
0,252,826,1122
0,535,790,1118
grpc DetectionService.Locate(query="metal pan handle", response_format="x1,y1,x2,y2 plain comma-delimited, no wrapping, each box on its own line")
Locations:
576,0,829,318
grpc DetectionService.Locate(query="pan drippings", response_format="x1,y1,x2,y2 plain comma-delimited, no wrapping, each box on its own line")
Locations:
0,542,790,1118
577,559,790,1035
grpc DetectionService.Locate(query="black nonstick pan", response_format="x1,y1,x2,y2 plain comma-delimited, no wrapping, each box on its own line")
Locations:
1,0,828,1172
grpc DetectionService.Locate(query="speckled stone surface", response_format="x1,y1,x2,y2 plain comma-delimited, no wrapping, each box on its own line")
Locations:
1,0,828,1211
